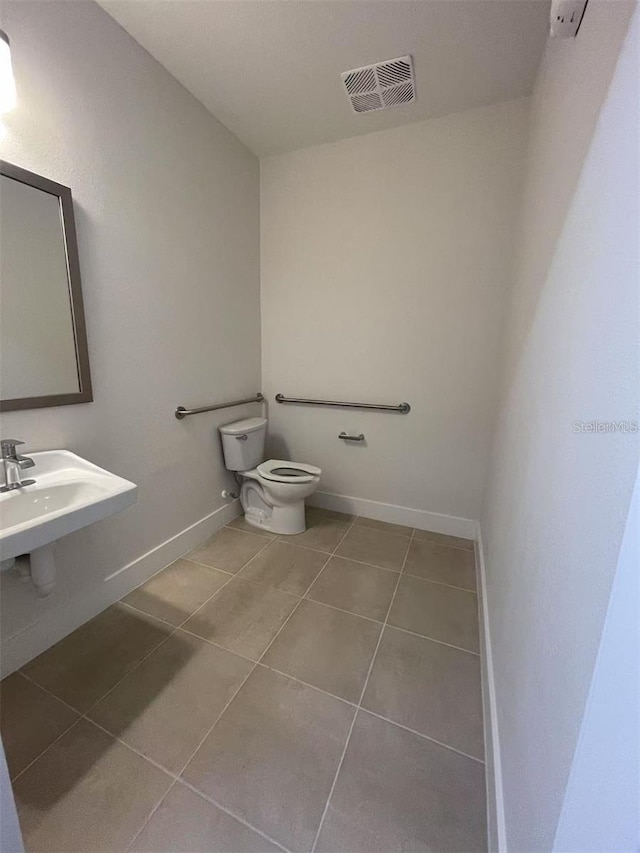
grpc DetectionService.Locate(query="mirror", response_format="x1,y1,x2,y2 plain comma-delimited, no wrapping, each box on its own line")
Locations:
0,161,92,411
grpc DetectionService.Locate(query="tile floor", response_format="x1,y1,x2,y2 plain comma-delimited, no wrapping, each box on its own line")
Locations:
1,509,486,853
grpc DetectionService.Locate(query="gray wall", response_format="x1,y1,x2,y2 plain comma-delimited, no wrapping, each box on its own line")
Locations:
261,100,528,525
0,0,260,671
481,2,638,849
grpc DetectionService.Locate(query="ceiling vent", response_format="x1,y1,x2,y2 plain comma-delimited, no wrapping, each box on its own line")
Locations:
341,55,415,114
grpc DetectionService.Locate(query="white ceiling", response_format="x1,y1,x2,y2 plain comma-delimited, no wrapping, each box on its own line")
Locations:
99,0,550,157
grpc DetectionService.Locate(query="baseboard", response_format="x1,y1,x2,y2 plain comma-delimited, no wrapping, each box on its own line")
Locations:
309,490,478,539
476,526,506,853
1,499,240,676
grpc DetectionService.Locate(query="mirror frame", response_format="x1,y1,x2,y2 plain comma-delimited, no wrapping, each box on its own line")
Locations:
0,161,93,411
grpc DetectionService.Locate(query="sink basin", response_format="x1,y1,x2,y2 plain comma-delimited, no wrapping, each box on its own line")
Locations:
0,451,137,582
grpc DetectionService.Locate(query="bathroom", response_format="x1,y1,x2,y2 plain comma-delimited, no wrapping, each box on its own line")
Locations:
0,1,637,851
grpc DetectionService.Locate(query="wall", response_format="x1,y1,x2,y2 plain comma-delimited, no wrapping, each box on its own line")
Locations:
261,99,528,530
480,2,638,850
553,463,639,852
0,0,260,674
0,740,23,852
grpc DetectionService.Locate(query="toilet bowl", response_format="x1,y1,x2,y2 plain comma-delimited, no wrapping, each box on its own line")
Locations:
219,417,321,535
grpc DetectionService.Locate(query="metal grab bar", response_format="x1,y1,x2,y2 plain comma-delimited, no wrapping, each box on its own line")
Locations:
175,393,264,420
275,394,410,414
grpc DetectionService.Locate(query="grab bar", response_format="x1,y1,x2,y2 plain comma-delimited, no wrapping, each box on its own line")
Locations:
175,393,264,420
275,394,410,414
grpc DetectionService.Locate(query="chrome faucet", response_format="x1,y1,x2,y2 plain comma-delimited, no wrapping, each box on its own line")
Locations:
1,439,36,493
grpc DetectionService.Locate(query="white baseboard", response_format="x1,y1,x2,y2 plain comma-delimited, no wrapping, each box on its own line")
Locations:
309,490,478,539
1,500,240,676
476,526,506,853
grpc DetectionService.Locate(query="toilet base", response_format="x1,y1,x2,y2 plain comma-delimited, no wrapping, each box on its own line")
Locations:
241,482,306,535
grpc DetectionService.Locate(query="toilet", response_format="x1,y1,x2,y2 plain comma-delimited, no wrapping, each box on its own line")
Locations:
219,416,321,535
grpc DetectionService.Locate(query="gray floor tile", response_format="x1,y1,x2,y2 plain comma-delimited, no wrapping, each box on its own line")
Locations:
182,577,298,660
389,574,480,652
404,539,477,590
238,540,329,595
316,710,486,853
262,600,381,702
22,604,173,712
362,627,484,759
89,632,252,772
0,672,79,779
306,556,397,622
183,666,354,852
335,526,409,572
186,528,269,573
354,516,413,537
414,528,475,550
131,782,280,852
123,559,230,627
13,719,172,852
282,514,350,553
306,506,355,524
227,516,277,538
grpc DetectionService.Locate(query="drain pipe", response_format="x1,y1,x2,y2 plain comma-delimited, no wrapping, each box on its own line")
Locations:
13,548,56,596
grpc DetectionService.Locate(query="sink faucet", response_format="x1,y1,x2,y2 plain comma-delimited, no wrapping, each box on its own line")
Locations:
1,439,36,493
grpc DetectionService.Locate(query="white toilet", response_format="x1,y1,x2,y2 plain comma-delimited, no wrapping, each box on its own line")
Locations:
219,416,321,535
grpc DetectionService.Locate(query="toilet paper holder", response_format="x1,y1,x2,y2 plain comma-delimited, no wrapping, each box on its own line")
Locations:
339,432,365,442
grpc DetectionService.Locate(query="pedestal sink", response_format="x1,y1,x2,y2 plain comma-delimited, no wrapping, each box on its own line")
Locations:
0,450,137,595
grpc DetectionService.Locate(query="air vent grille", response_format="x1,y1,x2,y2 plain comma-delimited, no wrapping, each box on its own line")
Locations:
352,92,383,113
343,67,376,95
341,55,415,115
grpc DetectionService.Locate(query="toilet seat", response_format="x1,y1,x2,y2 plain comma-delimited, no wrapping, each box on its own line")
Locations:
257,459,321,484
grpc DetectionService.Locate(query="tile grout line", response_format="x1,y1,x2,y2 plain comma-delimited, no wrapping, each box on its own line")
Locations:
302,593,387,625
381,622,480,656
300,590,479,654
110,531,277,689
10,513,481,850
255,662,359,708
361,708,485,764
180,556,236,575
225,519,278,541
251,515,353,667
161,512,362,849
93,534,278,735
225,519,476,593
292,515,360,597
178,779,293,853
401,572,478,594
125,658,261,852
16,669,83,717
310,529,411,852
19,644,485,784
81,565,244,719
10,673,86,784
126,530,335,852
124,565,477,631
11,534,272,785
86,709,293,853
125,519,361,852
11,516,475,789
172,536,273,624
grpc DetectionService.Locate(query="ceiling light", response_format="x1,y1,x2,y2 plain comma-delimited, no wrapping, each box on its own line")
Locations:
0,30,16,113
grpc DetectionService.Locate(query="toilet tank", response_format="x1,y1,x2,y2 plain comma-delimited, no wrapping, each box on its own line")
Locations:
219,417,267,471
